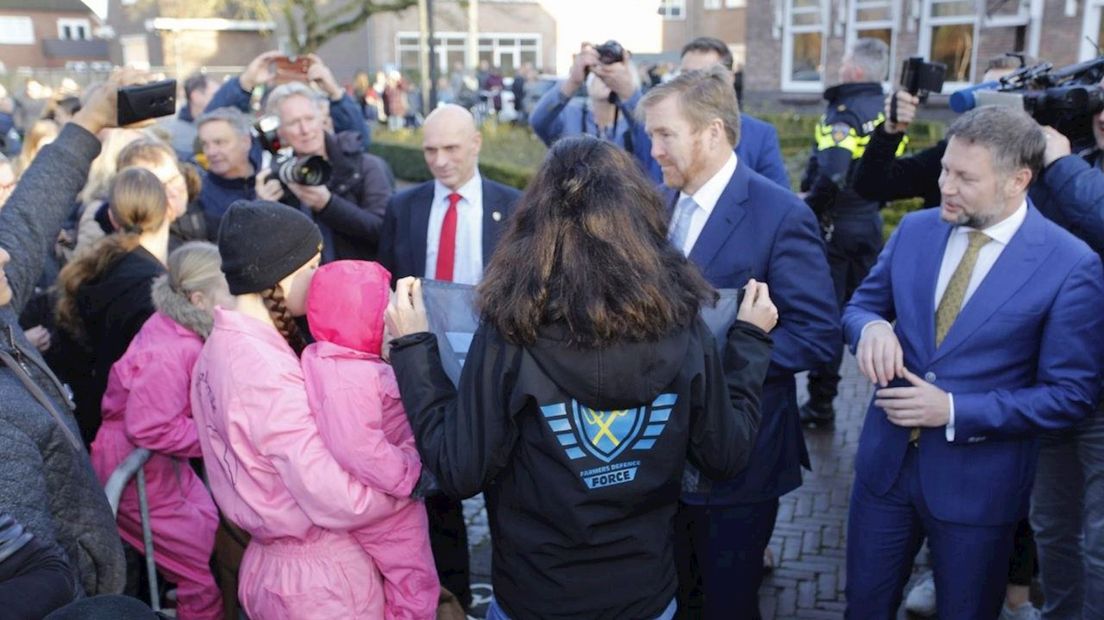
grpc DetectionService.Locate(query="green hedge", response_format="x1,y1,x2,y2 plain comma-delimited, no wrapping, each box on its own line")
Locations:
374,115,946,237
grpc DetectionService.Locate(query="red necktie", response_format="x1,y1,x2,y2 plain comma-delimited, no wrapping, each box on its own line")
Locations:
436,192,461,281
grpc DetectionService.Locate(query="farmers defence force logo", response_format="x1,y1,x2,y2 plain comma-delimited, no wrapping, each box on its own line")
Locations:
540,394,676,490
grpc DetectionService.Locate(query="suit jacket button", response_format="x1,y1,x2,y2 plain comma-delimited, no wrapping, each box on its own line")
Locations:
924,371,936,382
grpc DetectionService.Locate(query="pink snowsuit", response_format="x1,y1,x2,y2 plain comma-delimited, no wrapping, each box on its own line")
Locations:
191,306,403,619
90,312,221,620
303,260,437,620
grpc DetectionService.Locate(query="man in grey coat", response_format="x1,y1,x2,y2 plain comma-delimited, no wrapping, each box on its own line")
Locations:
0,71,135,603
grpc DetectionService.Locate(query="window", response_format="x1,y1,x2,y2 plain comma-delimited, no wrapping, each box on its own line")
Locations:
397,32,542,74
725,0,746,6
57,18,91,41
1081,0,1104,60
782,0,827,91
660,0,686,20
847,0,897,82
705,0,722,9
919,0,978,86
0,16,34,44
120,34,149,70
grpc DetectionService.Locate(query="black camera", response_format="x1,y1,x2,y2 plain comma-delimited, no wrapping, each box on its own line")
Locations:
117,79,177,126
252,114,332,187
595,40,626,65
899,57,946,103
272,153,332,187
950,56,1104,154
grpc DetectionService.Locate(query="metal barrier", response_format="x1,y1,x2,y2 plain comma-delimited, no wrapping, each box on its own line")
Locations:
103,447,161,612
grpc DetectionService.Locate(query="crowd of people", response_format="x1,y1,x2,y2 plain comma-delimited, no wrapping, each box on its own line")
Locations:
0,32,1102,620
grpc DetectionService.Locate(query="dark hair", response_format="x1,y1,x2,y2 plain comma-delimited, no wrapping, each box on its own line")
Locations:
261,285,307,355
681,37,733,71
43,96,81,121
477,136,717,347
184,72,213,100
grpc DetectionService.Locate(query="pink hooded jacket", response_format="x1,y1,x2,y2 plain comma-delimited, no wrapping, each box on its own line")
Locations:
304,260,421,494
302,261,436,620
191,307,402,619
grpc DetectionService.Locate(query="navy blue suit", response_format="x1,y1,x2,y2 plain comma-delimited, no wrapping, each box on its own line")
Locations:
378,177,521,280
673,162,839,618
631,111,791,190
843,205,1104,618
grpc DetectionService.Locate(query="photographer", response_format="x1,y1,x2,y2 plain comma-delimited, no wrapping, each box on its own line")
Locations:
0,68,143,608
258,82,393,262
529,42,640,151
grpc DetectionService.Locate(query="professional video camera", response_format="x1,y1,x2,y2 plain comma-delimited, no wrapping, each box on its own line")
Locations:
950,55,1104,153
253,114,333,187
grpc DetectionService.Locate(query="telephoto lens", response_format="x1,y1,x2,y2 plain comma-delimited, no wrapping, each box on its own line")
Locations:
273,154,333,186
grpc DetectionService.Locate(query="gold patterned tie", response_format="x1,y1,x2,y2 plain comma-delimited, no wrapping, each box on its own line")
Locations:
911,231,991,444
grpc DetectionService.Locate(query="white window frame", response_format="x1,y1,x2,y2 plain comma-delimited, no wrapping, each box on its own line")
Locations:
725,0,746,7
1080,0,1104,60
982,0,1030,27
781,0,829,92
660,0,687,20
917,0,980,90
0,16,35,45
704,0,722,9
57,17,92,41
396,32,542,73
846,0,898,84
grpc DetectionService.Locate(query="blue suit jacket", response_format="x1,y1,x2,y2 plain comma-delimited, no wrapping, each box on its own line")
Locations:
678,163,840,505
378,177,521,280
844,205,1104,526
632,112,790,190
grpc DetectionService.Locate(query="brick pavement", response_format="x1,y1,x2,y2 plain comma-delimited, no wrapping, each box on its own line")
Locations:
464,352,927,619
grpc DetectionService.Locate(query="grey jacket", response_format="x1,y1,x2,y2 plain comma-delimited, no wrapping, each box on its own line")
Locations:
0,123,125,596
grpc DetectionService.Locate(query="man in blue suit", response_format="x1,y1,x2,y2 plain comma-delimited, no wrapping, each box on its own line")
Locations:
639,67,840,618
593,36,790,189
843,105,1104,619
377,104,520,610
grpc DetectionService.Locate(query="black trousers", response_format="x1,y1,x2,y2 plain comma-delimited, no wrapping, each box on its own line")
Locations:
807,214,883,407
675,499,780,620
426,493,472,609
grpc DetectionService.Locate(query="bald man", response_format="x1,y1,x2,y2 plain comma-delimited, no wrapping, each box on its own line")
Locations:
379,104,521,285
377,105,520,610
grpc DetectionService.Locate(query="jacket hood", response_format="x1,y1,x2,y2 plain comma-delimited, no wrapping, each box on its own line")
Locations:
526,322,693,411
77,247,163,322
307,260,391,355
151,274,213,339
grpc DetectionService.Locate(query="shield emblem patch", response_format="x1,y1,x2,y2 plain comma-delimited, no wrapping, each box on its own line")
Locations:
571,402,645,463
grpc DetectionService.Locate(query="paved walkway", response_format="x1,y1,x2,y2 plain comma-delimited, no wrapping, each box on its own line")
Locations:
464,353,925,619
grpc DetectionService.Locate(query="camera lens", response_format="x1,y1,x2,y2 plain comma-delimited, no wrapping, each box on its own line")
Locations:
274,155,332,186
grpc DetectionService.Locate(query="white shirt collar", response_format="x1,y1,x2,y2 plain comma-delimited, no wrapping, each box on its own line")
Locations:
952,199,1028,246
433,171,483,207
679,152,738,216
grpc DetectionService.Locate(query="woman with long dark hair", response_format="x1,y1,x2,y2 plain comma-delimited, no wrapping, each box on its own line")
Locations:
387,135,778,619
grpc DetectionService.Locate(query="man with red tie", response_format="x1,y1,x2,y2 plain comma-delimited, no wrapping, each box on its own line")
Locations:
378,103,521,609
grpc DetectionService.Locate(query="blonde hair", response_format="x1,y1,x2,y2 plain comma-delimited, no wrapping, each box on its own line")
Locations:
638,66,741,147
57,168,168,338
166,241,223,300
78,128,145,205
117,137,177,171
16,119,59,176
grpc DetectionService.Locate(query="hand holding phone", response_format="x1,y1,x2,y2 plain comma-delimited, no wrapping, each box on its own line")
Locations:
117,79,176,126
273,56,313,85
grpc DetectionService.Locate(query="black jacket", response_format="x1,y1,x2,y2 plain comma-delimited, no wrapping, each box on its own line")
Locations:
801,82,887,218
853,126,945,208
73,246,163,443
280,131,394,262
390,318,771,619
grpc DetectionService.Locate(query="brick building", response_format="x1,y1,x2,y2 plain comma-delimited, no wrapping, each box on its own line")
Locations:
660,0,749,68
0,0,109,71
742,0,1102,111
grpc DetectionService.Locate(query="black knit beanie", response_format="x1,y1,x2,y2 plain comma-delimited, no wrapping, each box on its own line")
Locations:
217,200,323,295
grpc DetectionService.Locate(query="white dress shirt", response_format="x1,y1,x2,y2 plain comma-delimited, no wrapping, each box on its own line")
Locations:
863,200,1028,442
671,153,739,256
426,173,485,286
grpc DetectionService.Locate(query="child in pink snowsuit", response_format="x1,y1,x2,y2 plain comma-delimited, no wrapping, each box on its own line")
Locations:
302,260,438,620
91,242,227,620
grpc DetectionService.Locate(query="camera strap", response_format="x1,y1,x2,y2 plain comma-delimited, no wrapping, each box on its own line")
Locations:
889,93,899,125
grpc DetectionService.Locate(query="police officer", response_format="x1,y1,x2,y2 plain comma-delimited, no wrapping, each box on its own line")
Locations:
799,37,902,427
